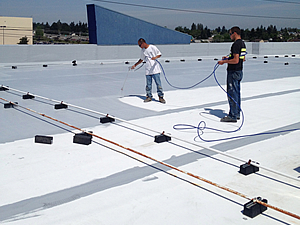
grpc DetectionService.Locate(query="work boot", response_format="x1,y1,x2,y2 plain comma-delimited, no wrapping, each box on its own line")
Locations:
220,116,237,123
144,96,152,103
159,96,166,104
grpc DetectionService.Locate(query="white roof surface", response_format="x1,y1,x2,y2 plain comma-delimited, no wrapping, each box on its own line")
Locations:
0,49,300,224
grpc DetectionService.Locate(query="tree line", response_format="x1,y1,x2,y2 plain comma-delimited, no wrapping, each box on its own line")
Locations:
175,23,300,42
32,20,299,43
34,20,88,36
33,20,89,44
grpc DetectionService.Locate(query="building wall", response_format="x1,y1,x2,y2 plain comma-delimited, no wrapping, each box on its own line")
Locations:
252,42,300,55
0,16,33,45
0,42,300,64
87,4,191,45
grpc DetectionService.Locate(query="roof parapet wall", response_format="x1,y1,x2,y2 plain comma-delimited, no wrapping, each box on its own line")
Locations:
0,42,299,64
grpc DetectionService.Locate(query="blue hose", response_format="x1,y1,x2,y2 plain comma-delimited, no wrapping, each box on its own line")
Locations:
157,59,299,142
158,60,217,89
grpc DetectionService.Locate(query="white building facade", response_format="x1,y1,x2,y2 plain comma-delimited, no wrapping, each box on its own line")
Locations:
0,16,33,45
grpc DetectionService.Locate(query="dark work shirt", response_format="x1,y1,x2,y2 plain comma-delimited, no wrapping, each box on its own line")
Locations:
227,39,246,71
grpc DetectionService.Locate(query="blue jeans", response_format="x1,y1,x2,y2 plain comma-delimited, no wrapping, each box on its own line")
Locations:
227,70,243,119
146,73,164,98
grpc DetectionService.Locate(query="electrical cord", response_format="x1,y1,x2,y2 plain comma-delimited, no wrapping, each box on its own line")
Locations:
2,86,299,182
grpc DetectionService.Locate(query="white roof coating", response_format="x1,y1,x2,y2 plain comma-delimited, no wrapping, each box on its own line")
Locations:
0,44,300,224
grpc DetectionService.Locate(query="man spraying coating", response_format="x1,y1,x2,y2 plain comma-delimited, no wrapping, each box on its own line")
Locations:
131,38,166,104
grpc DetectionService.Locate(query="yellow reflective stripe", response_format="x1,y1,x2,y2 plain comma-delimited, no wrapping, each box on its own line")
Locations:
240,48,246,59
229,47,246,59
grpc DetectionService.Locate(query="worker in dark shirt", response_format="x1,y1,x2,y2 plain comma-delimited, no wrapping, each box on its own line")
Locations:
218,26,246,122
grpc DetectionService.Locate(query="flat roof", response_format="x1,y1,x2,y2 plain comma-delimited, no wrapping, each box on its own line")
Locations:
0,50,299,224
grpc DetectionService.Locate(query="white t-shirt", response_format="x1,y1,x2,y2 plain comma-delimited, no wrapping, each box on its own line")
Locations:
140,45,162,75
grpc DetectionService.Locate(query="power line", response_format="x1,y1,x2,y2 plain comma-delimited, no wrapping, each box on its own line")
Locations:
4,28,33,32
92,0,300,20
261,0,300,4
2,26,32,29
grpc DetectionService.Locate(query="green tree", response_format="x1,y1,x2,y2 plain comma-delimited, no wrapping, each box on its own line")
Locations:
191,23,196,30
213,34,223,42
175,26,184,33
197,23,203,31
221,26,227,35
18,36,29,44
35,26,44,39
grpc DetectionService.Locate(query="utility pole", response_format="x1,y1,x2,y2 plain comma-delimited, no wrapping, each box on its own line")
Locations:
0,26,6,45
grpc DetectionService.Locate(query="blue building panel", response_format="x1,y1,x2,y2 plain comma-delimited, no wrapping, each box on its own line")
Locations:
87,4,191,45
87,5,97,44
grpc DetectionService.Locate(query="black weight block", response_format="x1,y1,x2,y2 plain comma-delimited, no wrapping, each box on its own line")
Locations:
4,102,17,108
239,163,259,175
243,200,261,218
154,134,171,143
260,199,268,213
54,103,68,109
22,94,35,99
73,133,92,145
35,135,53,144
100,116,115,123
243,198,268,218
0,86,9,91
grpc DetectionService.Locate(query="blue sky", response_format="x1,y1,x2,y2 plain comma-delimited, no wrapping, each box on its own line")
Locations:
0,0,299,29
